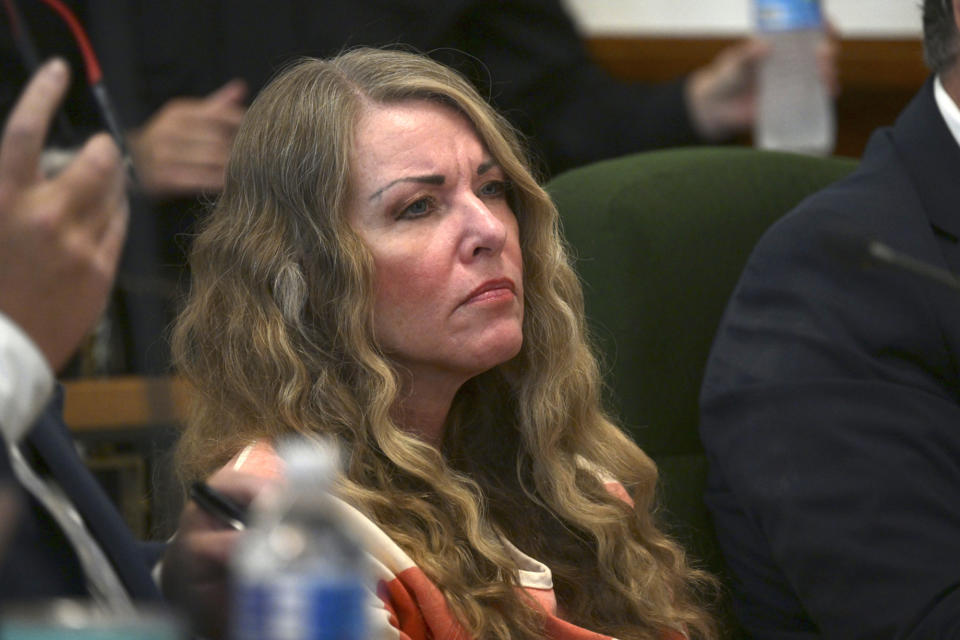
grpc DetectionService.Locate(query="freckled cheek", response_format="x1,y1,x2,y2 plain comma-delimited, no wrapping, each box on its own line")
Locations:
371,255,449,319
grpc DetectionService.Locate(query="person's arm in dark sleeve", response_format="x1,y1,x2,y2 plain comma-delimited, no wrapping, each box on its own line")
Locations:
432,0,706,174
700,200,960,639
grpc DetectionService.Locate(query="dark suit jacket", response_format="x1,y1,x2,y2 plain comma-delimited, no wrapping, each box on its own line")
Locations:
0,390,162,603
699,78,960,639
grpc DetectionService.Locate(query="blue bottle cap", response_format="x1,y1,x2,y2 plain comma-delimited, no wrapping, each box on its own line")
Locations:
755,0,823,32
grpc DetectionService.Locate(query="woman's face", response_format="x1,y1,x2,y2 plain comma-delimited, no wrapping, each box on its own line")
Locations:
346,99,524,392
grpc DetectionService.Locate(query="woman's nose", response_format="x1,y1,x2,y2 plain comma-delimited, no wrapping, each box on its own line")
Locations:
460,194,507,260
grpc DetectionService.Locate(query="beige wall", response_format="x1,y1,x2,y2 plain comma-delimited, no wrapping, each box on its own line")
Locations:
562,0,922,37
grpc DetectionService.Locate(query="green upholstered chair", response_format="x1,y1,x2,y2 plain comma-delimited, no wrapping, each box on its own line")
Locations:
546,146,858,636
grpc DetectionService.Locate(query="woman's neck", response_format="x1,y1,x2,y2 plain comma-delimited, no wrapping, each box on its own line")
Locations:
393,371,467,448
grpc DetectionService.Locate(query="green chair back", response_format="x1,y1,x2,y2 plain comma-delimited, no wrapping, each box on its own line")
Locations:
546,146,857,635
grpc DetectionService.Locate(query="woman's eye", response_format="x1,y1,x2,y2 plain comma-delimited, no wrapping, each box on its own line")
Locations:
478,180,509,198
398,197,432,220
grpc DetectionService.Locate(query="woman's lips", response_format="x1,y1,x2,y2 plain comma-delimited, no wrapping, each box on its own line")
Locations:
462,278,516,305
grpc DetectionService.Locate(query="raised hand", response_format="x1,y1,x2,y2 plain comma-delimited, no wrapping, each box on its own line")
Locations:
0,58,128,372
129,79,247,197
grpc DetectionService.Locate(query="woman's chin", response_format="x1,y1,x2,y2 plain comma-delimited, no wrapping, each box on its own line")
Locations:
467,332,524,375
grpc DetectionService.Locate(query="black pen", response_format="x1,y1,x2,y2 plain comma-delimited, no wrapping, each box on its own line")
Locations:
189,481,248,531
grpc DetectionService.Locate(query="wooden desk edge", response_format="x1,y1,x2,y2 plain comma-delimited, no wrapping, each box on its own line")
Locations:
63,376,190,431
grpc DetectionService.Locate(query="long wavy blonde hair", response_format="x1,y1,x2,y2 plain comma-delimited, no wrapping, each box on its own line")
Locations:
173,48,716,640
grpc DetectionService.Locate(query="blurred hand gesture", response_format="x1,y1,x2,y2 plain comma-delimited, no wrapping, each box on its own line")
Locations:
129,79,247,198
0,58,128,372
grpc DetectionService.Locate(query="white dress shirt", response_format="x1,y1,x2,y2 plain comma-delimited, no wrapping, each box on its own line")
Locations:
0,311,53,443
934,75,960,150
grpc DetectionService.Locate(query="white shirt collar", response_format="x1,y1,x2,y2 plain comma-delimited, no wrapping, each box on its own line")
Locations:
934,75,960,150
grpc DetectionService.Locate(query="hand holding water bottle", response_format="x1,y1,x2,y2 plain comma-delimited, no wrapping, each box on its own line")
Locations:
753,0,837,155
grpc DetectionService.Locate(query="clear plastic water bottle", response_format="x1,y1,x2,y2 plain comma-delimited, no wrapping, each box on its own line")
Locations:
754,0,836,155
231,439,368,640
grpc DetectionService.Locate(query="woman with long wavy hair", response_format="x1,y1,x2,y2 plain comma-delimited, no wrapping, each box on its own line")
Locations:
170,47,716,640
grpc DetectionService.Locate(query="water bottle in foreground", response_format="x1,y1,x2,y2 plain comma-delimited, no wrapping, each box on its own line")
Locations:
231,439,368,640
754,0,835,155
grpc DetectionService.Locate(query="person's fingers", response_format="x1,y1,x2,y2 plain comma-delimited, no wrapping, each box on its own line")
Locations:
186,529,242,567
166,103,245,133
202,80,247,126
205,78,248,108
176,498,230,534
148,111,243,151
822,17,841,42
185,145,232,169
92,171,129,262
146,164,226,195
155,133,234,164
162,527,239,622
137,96,242,142
201,80,247,131
0,58,70,190
734,38,770,63
54,133,123,228
718,38,769,77
816,33,842,96
179,471,272,531
204,105,246,132
206,468,274,505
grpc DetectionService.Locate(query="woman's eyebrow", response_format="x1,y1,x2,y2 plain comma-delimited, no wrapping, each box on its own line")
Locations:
369,159,499,201
369,174,444,201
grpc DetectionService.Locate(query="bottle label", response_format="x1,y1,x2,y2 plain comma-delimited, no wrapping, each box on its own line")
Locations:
233,574,367,640
755,0,822,32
